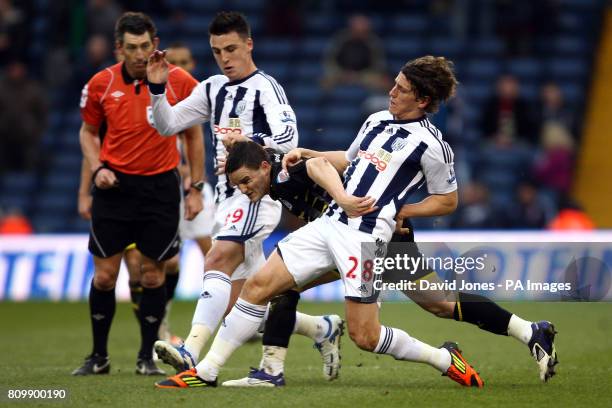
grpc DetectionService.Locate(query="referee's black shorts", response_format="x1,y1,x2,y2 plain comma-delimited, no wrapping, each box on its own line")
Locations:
89,167,181,261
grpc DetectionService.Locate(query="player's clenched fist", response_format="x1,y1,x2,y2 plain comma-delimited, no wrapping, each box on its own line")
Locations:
147,49,169,84
94,168,118,189
282,148,303,170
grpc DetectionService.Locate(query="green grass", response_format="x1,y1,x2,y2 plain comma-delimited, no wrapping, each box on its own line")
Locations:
1,301,611,407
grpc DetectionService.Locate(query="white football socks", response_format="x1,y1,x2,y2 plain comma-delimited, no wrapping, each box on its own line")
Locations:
374,326,452,373
196,298,266,381
293,312,327,342
260,346,287,376
507,314,533,345
184,271,231,360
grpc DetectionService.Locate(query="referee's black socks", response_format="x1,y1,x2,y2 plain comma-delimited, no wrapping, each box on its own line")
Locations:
453,292,512,335
165,272,179,303
138,285,167,360
89,282,116,357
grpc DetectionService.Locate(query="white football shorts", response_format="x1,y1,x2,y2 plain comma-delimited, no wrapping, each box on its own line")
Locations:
277,215,387,303
213,193,282,281
179,182,216,239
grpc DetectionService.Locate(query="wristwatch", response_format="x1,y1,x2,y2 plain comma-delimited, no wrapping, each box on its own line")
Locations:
191,180,205,191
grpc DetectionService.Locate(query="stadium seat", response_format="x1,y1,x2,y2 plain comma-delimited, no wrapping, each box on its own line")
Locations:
463,59,502,81
426,37,464,58
0,194,32,214
35,191,75,215
507,58,543,81
390,15,428,34
304,14,338,35
386,38,424,59
257,62,291,85
300,37,328,59
322,106,358,127
470,37,504,57
460,82,492,106
256,39,295,60
290,85,323,104
296,62,323,81
0,171,37,194
325,85,369,104
548,58,588,80
44,170,79,193
31,214,69,233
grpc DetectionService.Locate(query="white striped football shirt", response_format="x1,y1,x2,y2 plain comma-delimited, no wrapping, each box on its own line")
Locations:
325,110,457,242
150,70,298,202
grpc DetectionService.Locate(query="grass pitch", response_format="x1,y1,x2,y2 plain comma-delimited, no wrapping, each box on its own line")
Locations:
1,301,611,407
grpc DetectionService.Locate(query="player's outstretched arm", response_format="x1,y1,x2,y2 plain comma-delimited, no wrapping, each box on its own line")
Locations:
306,157,377,218
283,148,349,174
397,191,458,219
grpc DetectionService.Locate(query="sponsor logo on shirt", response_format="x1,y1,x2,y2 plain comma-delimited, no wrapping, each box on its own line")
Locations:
111,90,125,99
357,148,392,172
214,118,242,136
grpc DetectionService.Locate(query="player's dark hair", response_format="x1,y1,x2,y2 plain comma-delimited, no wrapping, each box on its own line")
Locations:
114,12,157,44
401,56,458,113
226,141,270,174
209,11,251,38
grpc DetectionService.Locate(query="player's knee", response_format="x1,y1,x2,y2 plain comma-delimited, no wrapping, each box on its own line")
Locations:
140,262,165,288
242,275,273,304
205,245,241,272
348,325,379,351
93,270,117,290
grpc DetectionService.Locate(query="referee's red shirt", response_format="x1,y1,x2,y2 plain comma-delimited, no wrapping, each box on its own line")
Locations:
80,62,198,175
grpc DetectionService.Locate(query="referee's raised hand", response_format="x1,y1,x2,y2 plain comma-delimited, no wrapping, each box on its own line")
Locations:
147,49,169,84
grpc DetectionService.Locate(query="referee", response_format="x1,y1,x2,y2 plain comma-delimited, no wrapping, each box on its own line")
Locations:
73,12,204,376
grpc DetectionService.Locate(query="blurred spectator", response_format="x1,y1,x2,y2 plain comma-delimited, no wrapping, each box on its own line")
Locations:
450,182,503,229
535,82,577,139
0,0,28,66
263,0,303,38
548,199,595,230
321,14,388,91
495,0,559,56
0,61,48,172
165,42,195,73
481,74,536,145
87,0,122,41
472,132,534,207
504,180,550,229
0,208,33,234
73,34,114,97
533,122,575,196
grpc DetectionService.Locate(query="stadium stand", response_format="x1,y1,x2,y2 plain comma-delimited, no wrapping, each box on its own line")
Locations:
0,0,605,232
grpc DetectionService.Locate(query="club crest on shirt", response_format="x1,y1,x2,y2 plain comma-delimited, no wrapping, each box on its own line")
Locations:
391,138,408,151
235,100,247,115
276,169,290,183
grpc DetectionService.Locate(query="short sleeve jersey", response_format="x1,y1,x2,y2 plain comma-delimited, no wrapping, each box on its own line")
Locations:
80,62,198,175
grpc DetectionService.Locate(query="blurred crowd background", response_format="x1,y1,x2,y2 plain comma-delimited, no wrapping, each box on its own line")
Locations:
0,0,608,234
